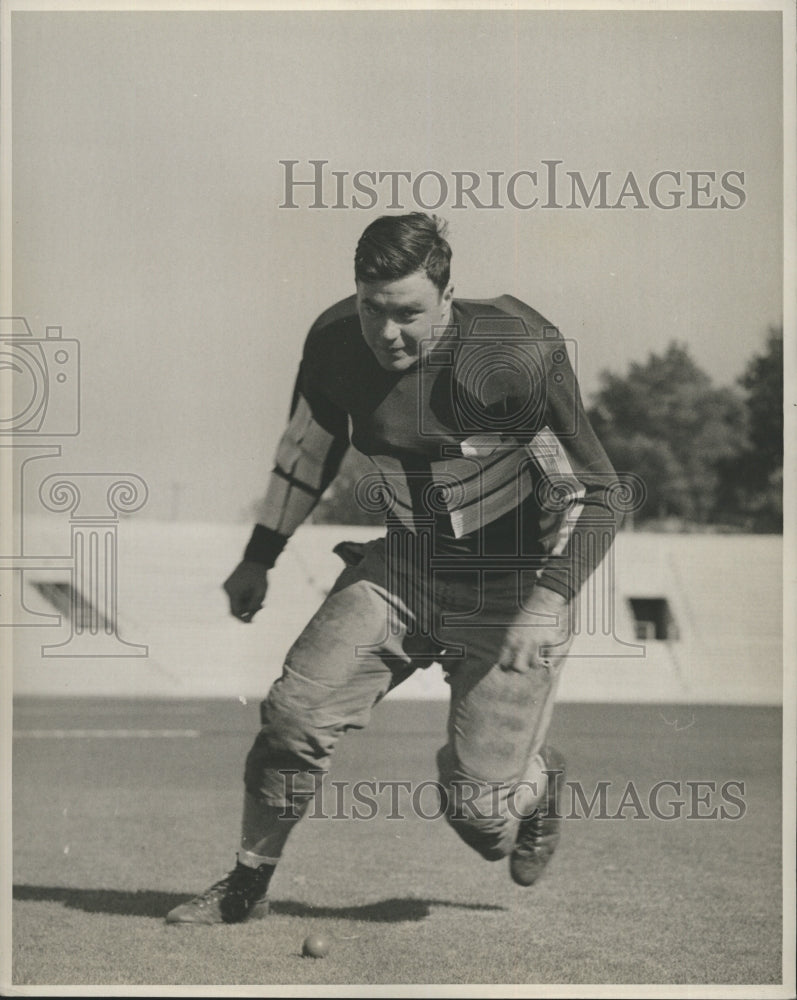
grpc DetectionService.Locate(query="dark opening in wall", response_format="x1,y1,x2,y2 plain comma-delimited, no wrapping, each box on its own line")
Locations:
30,580,111,632
628,597,679,641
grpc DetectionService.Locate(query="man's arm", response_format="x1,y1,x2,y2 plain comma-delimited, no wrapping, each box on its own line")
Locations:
530,335,621,603
497,316,621,671
224,359,349,622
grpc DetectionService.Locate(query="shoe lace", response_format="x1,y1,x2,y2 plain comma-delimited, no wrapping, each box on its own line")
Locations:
195,865,265,908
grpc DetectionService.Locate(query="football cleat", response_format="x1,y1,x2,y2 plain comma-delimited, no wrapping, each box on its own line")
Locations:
165,860,274,925
509,746,566,887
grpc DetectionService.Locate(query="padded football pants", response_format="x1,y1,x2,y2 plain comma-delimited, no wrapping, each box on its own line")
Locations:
244,535,565,861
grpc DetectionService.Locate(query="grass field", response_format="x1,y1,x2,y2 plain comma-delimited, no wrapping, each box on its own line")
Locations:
10,698,785,991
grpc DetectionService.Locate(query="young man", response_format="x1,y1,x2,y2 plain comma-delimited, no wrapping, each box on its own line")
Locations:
166,213,620,925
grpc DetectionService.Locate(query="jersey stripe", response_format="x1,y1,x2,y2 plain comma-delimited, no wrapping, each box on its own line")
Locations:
274,396,338,492
255,473,319,535
258,394,343,535
526,427,587,556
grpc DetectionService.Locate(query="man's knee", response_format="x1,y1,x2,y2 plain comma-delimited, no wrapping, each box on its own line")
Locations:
260,675,344,755
243,682,336,801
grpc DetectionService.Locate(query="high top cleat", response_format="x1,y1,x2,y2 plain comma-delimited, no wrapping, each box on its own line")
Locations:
166,860,274,924
509,747,566,887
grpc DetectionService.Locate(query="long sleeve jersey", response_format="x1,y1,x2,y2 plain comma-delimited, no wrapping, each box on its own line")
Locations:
244,293,620,600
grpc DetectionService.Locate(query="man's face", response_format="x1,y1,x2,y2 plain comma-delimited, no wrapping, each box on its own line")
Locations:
356,270,454,372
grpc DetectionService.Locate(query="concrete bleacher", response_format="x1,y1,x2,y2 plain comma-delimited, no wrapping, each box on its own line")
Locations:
10,519,783,704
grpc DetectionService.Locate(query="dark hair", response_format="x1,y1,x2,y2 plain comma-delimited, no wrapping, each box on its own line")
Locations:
354,213,452,292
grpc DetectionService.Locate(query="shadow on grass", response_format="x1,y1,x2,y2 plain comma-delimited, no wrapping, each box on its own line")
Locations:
13,885,505,922
14,884,189,918
269,898,505,921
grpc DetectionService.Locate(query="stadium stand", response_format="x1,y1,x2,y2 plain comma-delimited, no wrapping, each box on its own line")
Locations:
12,520,782,704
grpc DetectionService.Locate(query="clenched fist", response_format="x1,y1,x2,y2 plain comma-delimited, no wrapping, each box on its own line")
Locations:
223,561,268,623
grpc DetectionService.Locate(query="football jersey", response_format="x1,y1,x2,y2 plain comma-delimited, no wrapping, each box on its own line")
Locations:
244,294,620,600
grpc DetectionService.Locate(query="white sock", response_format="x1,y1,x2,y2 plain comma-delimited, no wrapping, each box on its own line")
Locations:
237,848,279,869
239,791,306,867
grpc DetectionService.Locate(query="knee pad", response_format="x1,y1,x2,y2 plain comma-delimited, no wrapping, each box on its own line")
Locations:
242,687,327,801
257,680,338,759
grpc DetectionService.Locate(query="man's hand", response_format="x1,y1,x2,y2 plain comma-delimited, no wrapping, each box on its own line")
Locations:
223,561,268,623
497,586,574,674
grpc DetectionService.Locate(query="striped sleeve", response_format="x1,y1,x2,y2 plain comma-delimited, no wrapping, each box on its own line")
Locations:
531,338,621,601
243,361,349,568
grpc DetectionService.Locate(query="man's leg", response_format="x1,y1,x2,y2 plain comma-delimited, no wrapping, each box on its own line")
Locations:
435,573,567,869
167,539,425,924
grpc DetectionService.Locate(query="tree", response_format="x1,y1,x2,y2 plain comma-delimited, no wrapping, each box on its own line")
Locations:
588,343,746,526
716,326,783,531
739,327,783,482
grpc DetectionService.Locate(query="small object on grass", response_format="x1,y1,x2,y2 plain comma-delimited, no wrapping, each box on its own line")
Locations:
302,933,330,958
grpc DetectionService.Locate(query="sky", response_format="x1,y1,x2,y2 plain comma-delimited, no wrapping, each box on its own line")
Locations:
8,7,784,522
